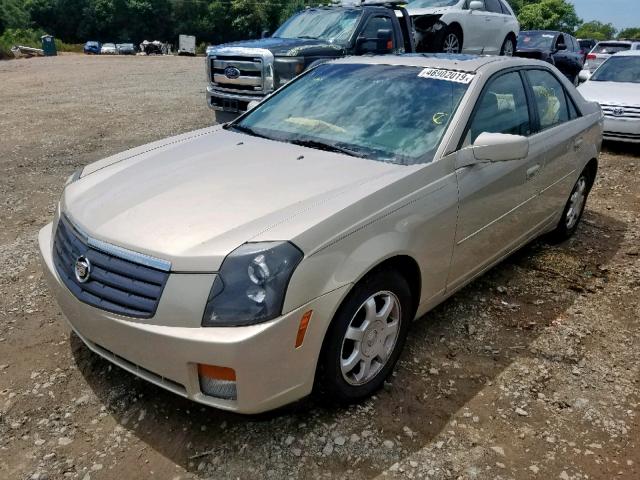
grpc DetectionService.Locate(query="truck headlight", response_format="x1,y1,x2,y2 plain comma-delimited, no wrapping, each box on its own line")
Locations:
274,57,305,87
202,242,303,327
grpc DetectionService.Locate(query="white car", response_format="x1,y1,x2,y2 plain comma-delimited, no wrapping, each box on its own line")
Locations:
583,40,640,73
100,43,118,55
40,55,601,414
579,51,640,143
406,0,520,55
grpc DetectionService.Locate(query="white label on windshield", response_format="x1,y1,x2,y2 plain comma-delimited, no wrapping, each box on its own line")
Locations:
418,68,475,84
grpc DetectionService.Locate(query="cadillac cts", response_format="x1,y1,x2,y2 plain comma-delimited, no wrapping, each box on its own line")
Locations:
39,55,603,414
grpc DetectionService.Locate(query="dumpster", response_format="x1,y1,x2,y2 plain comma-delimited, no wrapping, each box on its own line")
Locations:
41,35,57,56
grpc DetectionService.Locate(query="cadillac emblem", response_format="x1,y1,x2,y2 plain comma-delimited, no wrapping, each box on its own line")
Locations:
74,256,91,283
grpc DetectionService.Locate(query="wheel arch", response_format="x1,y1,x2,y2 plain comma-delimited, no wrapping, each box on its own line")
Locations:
584,157,598,190
448,22,464,46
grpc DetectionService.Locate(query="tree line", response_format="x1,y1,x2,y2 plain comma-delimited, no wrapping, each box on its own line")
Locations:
1,0,638,53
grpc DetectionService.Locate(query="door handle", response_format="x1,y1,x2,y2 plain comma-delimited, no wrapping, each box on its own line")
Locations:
527,164,540,180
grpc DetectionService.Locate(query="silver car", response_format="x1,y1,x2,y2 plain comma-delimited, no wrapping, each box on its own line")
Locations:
583,40,640,73
39,55,602,414
578,51,640,143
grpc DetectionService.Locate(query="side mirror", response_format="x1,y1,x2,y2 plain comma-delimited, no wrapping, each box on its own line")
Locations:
578,70,591,83
469,1,484,11
357,29,393,54
457,132,529,167
556,43,567,51
261,30,270,39
376,29,393,52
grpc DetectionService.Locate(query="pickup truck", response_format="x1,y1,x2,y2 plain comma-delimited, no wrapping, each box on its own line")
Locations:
206,1,415,116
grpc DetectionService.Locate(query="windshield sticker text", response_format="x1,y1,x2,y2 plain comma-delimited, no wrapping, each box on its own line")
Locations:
418,68,475,84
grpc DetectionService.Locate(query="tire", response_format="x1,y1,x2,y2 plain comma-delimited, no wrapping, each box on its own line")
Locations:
441,28,462,54
548,169,592,243
500,36,516,56
315,270,413,405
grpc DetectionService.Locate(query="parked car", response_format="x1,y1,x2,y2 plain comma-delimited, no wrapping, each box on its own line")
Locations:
577,38,597,60
39,54,602,414
406,0,520,55
578,51,640,143
83,41,101,55
117,43,136,55
100,43,118,55
583,40,640,72
206,2,415,115
516,30,584,85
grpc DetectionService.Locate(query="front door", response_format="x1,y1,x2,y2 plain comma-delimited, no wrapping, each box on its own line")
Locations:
447,69,545,290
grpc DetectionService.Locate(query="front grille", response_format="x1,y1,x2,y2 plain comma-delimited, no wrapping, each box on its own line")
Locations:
53,215,170,318
211,55,263,92
604,131,640,141
601,104,640,119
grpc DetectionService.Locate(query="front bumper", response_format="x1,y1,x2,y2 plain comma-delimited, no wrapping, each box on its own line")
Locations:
206,85,266,112
39,223,348,413
603,117,640,143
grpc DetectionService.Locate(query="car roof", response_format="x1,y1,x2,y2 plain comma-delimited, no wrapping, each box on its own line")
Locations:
612,50,640,57
330,54,544,73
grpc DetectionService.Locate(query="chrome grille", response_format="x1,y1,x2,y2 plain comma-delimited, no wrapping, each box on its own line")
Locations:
53,215,170,319
601,104,640,119
211,55,263,92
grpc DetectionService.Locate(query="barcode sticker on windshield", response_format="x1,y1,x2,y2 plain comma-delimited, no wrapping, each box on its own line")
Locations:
418,68,475,84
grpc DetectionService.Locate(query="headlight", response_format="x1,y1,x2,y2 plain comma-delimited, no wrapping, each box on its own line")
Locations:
65,168,83,186
202,242,303,327
274,57,305,87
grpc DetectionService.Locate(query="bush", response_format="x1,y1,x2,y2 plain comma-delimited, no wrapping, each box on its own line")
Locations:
0,28,44,59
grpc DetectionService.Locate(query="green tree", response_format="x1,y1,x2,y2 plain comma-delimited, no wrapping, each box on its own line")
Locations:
575,21,616,40
618,27,640,40
517,0,582,32
0,0,31,34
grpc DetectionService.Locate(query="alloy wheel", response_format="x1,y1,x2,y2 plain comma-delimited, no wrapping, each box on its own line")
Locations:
443,33,461,54
566,176,587,230
502,39,514,56
340,291,402,386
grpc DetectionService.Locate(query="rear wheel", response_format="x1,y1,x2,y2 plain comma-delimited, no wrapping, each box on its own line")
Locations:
500,36,516,56
548,170,592,242
442,29,462,54
315,270,413,404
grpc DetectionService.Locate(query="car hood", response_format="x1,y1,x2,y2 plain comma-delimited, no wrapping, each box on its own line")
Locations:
62,127,411,272
213,37,344,57
578,81,640,106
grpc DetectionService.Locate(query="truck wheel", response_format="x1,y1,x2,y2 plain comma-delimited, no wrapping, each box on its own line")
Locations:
315,270,412,405
442,28,462,54
213,111,238,125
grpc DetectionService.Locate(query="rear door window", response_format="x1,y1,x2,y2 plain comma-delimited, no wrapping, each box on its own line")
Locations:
525,70,570,131
485,0,503,13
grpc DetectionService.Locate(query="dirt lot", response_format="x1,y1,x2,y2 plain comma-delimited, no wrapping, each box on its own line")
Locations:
0,54,638,480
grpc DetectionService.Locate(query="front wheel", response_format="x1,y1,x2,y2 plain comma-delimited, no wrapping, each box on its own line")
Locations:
500,36,516,56
548,171,591,242
442,29,462,54
315,270,413,405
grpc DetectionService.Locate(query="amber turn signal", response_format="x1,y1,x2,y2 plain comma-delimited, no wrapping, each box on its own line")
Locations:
295,310,313,348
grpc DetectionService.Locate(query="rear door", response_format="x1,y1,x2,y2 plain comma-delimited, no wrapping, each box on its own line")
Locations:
459,0,492,54
447,69,545,289
523,68,584,220
482,0,509,54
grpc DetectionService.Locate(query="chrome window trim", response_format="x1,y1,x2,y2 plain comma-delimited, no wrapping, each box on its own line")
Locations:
61,214,172,272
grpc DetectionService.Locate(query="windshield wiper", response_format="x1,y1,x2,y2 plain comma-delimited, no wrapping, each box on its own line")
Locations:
288,139,365,158
227,123,271,140
297,35,319,40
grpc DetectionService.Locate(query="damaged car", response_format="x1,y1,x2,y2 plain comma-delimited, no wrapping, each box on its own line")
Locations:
407,0,519,55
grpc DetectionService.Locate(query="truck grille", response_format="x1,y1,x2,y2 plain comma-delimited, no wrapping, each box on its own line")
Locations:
52,215,170,319
601,104,640,120
211,56,263,92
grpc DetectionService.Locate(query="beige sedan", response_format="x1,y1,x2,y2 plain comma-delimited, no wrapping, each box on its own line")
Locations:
39,55,602,413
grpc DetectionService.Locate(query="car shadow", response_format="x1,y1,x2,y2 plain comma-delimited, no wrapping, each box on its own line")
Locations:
603,141,640,158
70,209,626,478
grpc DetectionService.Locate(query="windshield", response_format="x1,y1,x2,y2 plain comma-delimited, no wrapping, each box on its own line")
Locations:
593,43,631,54
591,56,640,83
86,42,98,47
273,9,362,43
103,43,115,48
407,0,460,7
233,64,470,165
120,44,134,48
518,32,556,50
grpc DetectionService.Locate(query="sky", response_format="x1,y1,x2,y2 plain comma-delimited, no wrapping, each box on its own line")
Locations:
570,0,640,30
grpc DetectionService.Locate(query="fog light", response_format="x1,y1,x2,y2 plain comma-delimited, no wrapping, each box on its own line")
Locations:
198,364,237,400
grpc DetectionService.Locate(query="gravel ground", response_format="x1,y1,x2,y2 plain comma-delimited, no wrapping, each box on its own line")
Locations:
0,55,638,480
